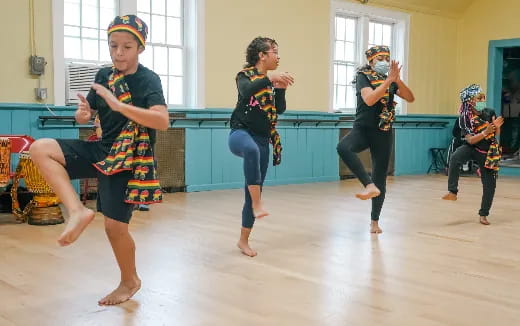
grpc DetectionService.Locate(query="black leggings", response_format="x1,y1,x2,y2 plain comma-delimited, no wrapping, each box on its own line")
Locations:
337,127,393,221
447,144,497,217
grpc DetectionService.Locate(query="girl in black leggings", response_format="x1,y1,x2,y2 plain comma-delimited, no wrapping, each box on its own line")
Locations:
442,84,504,225
337,45,414,234
228,37,294,256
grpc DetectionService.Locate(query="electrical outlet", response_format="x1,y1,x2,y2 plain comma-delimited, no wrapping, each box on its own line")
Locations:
35,88,47,100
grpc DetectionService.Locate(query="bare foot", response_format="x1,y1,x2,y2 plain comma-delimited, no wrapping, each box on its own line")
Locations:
370,221,383,234
252,204,269,219
356,184,381,200
441,192,457,201
237,241,257,257
98,278,141,306
57,207,95,246
479,216,490,225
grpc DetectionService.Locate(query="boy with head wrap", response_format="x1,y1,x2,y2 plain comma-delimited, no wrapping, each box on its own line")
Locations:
30,15,169,305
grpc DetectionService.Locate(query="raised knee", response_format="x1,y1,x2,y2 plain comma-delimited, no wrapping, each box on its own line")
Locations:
29,138,53,157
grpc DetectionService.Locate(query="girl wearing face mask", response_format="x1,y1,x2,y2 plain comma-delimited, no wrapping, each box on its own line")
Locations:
442,84,504,225
336,45,414,234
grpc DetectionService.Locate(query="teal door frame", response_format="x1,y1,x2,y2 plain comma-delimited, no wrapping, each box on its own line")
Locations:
487,38,520,114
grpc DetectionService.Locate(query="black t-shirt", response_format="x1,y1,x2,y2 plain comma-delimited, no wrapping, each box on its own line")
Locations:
230,71,286,137
460,116,492,152
87,64,166,146
353,72,398,128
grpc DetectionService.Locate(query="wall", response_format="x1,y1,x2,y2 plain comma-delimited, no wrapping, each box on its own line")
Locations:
456,0,520,98
1,0,54,104
204,0,331,111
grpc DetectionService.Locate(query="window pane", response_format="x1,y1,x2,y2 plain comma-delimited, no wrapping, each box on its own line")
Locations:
140,46,154,69
336,17,345,41
336,85,346,108
100,8,116,31
167,17,182,46
64,37,81,59
159,75,168,102
334,41,345,61
347,65,355,85
64,0,80,26
167,0,182,17
346,18,356,42
154,46,168,74
82,0,98,29
99,29,108,40
169,48,183,75
64,25,80,37
345,42,355,62
151,15,166,44
347,86,356,109
382,25,392,46
99,40,111,62
151,0,165,14
374,23,382,44
337,64,347,85
137,0,150,13
333,64,338,84
82,38,99,60
169,76,183,105
82,27,98,38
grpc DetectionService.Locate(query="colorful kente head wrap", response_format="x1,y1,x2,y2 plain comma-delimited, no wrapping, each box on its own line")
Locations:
108,15,148,47
365,45,390,62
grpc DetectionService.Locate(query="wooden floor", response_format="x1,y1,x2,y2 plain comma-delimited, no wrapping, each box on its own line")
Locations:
1,175,520,326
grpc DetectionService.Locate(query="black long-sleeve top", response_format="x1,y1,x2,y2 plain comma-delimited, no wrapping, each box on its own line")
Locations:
230,70,286,137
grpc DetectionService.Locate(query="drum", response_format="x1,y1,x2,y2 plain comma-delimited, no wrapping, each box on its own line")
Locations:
11,151,64,225
0,138,10,187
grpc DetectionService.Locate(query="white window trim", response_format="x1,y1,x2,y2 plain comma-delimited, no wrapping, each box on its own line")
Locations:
330,0,410,114
52,0,204,108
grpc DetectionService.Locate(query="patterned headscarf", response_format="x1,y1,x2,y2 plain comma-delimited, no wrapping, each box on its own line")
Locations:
108,15,148,47
458,84,485,134
365,45,390,62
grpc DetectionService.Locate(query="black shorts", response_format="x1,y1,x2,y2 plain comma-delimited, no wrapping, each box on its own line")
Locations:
56,139,134,223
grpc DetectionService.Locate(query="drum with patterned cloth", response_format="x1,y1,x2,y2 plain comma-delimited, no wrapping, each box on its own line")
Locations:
0,138,10,187
11,151,64,225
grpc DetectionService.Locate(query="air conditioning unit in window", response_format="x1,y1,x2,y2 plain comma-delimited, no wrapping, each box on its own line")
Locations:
65,62,110,105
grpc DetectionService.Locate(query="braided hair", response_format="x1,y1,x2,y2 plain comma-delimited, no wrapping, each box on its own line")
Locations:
244,37,278,68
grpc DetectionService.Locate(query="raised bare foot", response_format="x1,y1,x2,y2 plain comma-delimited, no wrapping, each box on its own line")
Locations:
370,221,383,234
356,184,381,200
252,204,269,219
441,192,457,201
479,216,490,225
237,241,257,257
98,278,141,306
57,207,95,246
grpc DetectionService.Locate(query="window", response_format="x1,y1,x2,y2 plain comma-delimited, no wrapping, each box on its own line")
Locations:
63,0,117,63
137,0,184,105
331,1,409,114
53,0,203,107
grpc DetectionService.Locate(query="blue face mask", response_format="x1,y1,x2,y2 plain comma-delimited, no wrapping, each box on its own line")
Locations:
475,101,486,111
374,61,390,75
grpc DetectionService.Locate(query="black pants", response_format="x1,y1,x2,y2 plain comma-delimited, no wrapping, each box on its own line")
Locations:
337,127,393,221
447,144,497,217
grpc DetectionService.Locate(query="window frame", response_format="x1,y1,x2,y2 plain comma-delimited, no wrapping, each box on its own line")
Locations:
330,0,410,114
